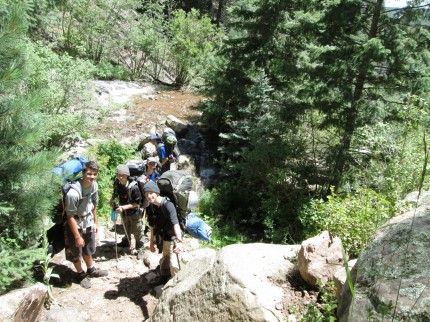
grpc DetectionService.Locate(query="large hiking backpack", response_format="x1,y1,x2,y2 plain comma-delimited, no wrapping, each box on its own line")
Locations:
141,142,158,160
123,160,150,208
47,157,87,255
162,128,180,158
52,156,87,181
126,159,146,177
157,170,195,219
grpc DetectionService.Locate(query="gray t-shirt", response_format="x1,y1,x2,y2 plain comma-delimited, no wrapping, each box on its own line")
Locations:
65,180,98,230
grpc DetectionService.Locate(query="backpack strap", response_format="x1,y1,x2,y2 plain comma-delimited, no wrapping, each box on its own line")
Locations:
127,180,138,204
61,182,82,219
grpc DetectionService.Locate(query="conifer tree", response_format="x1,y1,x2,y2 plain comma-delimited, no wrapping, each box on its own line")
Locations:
202,0,430,240
0,1,58,246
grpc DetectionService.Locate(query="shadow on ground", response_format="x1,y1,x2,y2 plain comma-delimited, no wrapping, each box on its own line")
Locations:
104,269,167,320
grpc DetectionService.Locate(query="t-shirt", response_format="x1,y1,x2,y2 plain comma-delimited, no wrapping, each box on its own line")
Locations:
154,197,179,241
65,180,98,230
114,179,142,215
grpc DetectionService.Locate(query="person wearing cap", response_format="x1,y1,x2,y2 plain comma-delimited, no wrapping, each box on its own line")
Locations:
145,156,161,182
109,164,145,259
143,181,183,278
148,134,169,174
144,156,161,236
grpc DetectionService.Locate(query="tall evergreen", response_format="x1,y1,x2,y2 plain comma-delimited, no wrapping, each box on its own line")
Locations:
202,0,430,241
0,1,58,251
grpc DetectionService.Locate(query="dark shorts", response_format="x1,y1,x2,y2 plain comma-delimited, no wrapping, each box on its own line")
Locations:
64,224,96,262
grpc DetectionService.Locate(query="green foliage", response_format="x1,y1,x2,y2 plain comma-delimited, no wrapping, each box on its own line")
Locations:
0,0,61,292
26,41,95,115
0,231,44,294
341,242,355,298
94,61,129,80
39,228,59,303
299,188,395,257
302,281,337,322
198,188,249,247
41,113,89,148
89,141,135,218
169,8,223,86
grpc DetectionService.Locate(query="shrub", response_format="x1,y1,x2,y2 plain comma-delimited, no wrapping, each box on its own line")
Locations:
94,61,129,81
0,232,44,295
88,141,136,219
299,188,395,257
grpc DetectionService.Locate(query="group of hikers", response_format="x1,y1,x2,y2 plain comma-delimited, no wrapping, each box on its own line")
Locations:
59,130,212,289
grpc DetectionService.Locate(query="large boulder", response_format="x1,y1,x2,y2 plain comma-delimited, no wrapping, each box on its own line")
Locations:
296,230,344,288
165,115,187,135
338,199,430,321
0,282,47,322
150,243,300,322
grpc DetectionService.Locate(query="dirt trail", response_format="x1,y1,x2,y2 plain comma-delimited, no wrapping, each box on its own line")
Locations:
37,88,206,322
37,86,318,321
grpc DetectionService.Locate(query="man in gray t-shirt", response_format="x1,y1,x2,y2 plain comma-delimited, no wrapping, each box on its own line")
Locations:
64,161,108,288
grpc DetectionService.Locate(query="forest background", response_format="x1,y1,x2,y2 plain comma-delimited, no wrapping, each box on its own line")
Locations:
1,0,429,301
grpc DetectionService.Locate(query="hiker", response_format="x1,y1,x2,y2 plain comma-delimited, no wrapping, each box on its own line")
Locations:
186,213,212,242
143,181,183,278
109,164,146,259
148,134,169,173
145,156,161,182
64,161,108,288
142,156,160,236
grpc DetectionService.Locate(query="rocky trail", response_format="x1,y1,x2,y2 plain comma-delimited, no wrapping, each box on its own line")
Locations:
35,81,318,322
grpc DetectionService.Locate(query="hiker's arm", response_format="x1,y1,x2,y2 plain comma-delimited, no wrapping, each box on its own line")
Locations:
93,207,98,233
67,216,85,248
172,224,183,254
160,157,169,166
117,202,139,214
149,226,155,252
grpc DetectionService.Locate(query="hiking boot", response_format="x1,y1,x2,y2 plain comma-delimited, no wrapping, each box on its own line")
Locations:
80,277,92,289
88,268,109,278
116,240,130,248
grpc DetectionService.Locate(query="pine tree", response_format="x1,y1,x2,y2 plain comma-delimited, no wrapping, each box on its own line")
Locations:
202,0,430,241
0,0,59,282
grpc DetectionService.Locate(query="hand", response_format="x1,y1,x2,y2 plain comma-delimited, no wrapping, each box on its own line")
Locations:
93,223,98,234
149,242,156,253
173,242,182,254
75,236,85,248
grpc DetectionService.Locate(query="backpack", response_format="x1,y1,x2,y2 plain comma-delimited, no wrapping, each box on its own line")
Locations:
52,156,87,181
157,170,195,220
119,160,150,208
126,159,146,177
161,128,180,158
141,142,158,160
47,181,81,256
47,157,87,256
